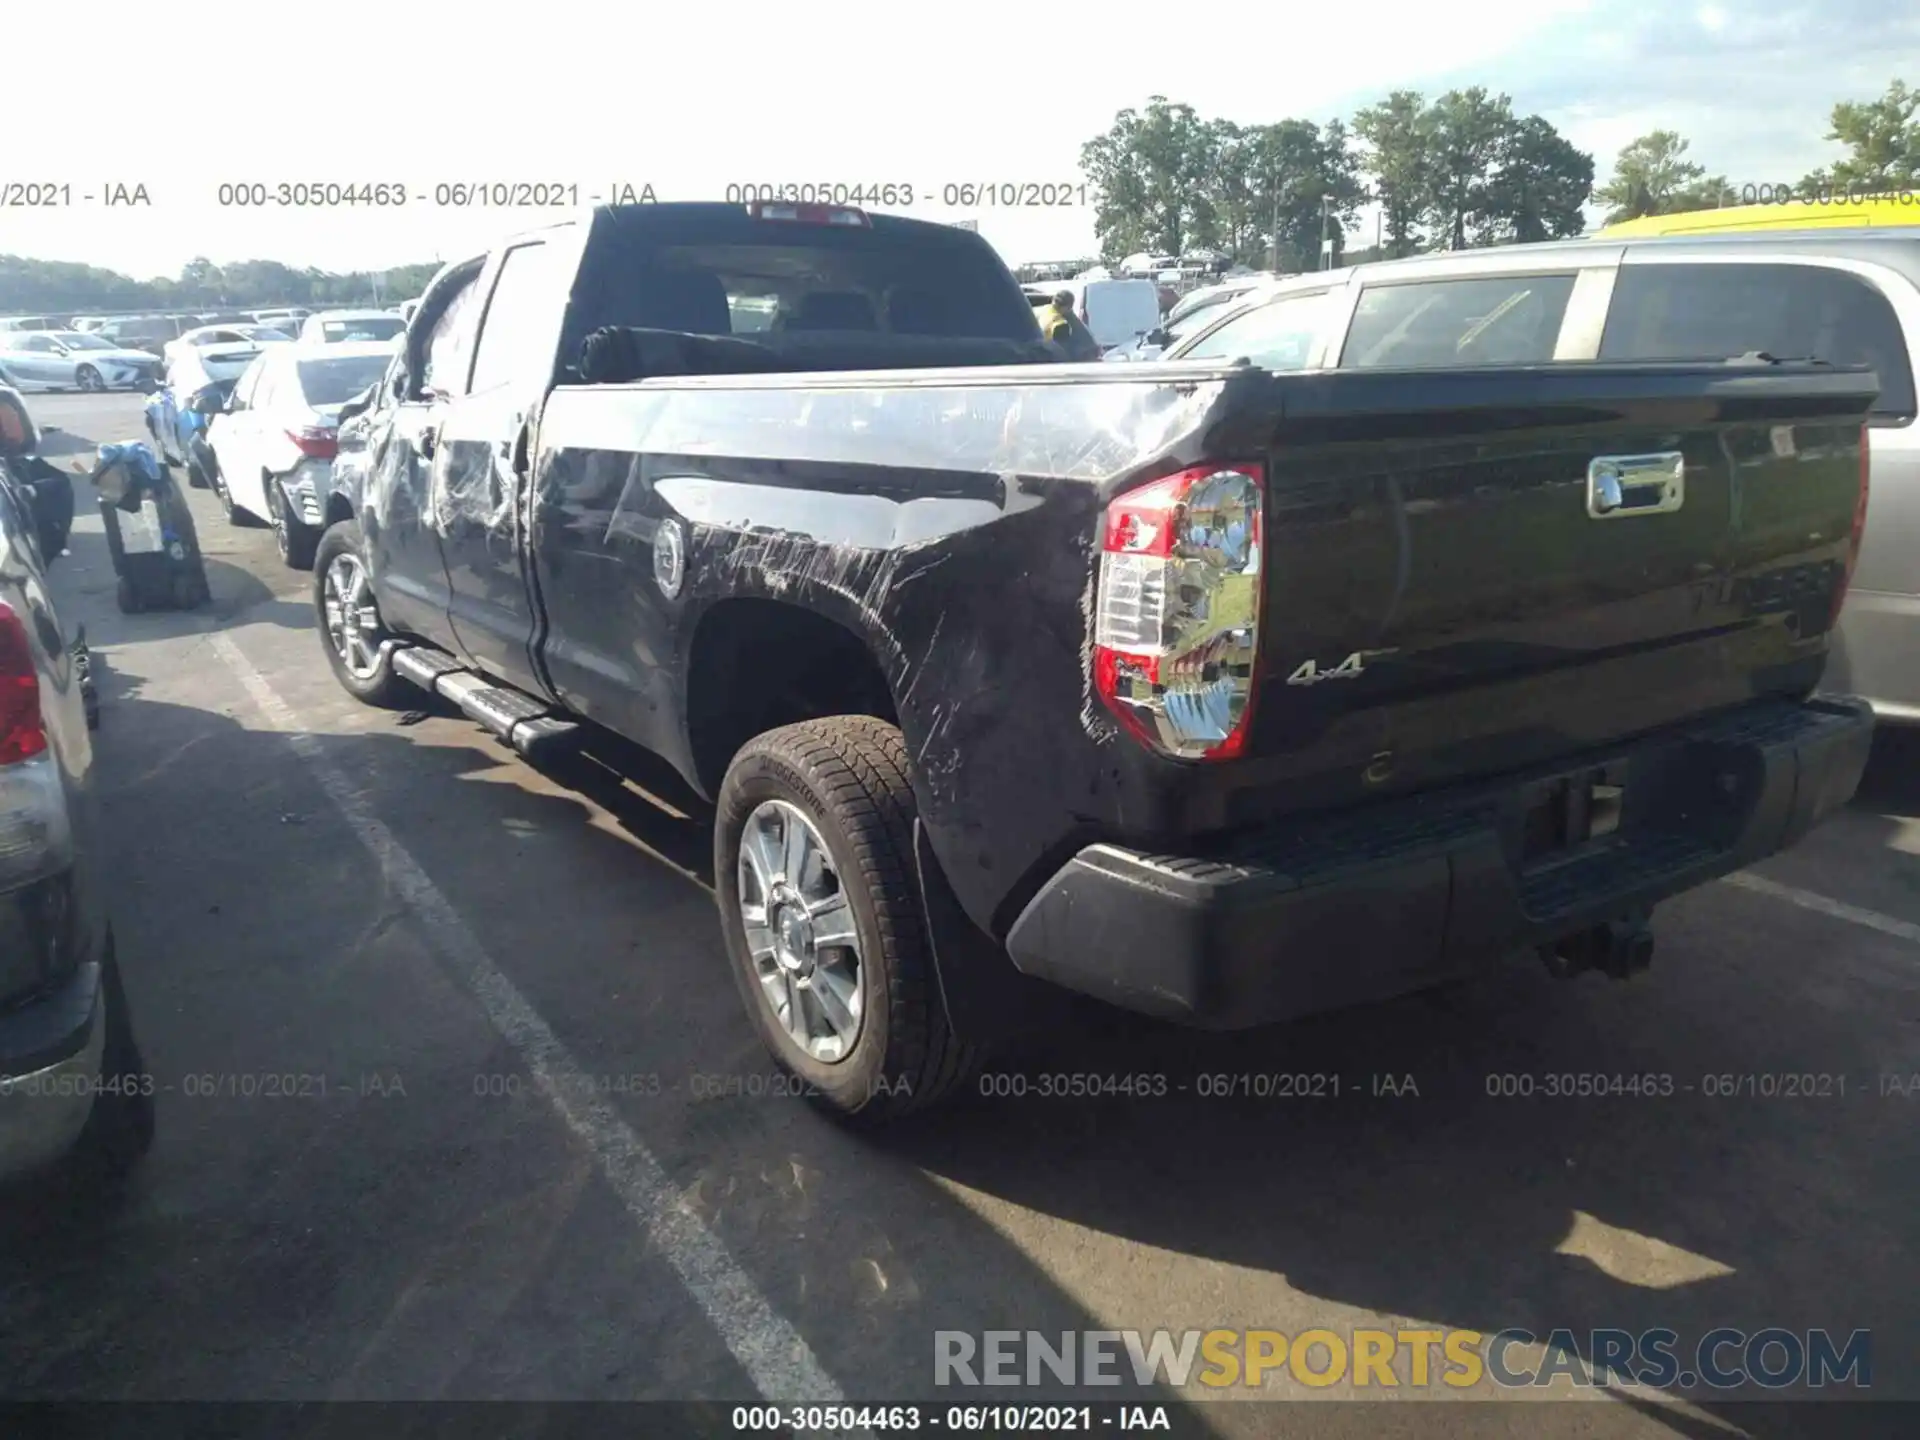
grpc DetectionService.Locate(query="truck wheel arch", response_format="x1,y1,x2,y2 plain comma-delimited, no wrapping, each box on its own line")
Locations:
324,492,355,531
685,597,898,800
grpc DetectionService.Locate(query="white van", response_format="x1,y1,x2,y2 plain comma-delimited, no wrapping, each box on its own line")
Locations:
1030,279,1162,353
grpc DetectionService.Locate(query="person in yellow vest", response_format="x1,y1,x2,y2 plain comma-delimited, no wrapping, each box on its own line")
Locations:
1035,290,1101,361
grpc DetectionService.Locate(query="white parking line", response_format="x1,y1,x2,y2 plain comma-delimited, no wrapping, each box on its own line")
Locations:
1724,871,1920,947
207,631,843,1404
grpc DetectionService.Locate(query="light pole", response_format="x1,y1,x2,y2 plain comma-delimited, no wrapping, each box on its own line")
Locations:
1320,193,1333,270
1269,167,1281,273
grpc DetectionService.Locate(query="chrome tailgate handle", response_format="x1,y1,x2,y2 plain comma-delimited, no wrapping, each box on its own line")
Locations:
1588,452,1685,518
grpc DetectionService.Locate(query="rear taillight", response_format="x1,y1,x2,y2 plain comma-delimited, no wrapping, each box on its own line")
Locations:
0,601,46,766
1833,424,1871,626
1093,463,1264,760
0,600,69,891
287,426,338,459
745,201,871,228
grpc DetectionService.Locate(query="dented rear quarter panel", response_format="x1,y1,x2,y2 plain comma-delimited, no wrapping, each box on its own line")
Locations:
527,360,1876,942
530,364,1247,934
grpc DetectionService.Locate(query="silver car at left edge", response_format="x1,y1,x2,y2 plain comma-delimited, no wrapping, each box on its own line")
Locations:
0,331,162,393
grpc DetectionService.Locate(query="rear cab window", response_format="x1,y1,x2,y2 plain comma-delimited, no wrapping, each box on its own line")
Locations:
1339,272,1578,368
560,207,1039,370
1598,261,1918,423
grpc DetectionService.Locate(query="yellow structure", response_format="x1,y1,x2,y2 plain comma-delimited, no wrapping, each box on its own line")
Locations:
1598,193,1920,238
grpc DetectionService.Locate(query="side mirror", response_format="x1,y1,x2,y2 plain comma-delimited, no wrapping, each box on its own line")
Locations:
1148,328,1171,348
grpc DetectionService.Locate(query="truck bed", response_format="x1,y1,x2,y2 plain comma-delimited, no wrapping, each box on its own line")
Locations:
527,357,1876,939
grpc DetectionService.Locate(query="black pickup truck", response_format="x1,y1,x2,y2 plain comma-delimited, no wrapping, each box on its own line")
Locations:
318,200,1876,1121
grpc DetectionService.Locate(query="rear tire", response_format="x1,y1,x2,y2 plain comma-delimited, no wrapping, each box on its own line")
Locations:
269,478,319,570
313,518,410,707
715,716,977,1124
207,458,263,527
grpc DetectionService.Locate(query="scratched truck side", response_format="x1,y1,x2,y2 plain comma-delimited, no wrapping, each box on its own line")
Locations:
315,201,1877,1122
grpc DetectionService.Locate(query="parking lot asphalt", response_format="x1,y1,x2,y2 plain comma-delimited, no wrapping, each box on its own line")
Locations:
0,392,1913,1438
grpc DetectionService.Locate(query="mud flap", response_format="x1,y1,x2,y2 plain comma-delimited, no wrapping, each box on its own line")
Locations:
914,819,1075,1046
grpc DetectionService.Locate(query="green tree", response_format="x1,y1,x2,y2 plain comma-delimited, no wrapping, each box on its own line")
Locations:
1422,88,1516,250
1354,90,1430,257
1248,118,1363,270
1800,78,1920,193
1480,113,1593,243
1080,97,1215,261
1197,119,1265,262
0,253,438,313
1598,131,1696,222
1595,130,1738,223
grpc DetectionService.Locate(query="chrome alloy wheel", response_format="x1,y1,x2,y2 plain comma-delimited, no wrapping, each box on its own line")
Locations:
322,551,381,680
737,799,864,1062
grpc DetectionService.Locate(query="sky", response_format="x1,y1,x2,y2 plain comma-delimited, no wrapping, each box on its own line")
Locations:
3,0,1916,280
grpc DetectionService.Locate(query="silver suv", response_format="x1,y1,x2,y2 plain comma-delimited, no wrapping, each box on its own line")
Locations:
1167,230,1920,722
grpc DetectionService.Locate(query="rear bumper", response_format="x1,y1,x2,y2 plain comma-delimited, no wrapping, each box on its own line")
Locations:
1005,696,1874,1028
0,959,103,1179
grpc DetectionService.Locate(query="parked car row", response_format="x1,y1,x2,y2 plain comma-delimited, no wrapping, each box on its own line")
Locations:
1,304,412,359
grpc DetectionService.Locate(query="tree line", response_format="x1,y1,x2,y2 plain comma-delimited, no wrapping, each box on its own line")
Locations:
1078,78,1918,269
0,254,442,316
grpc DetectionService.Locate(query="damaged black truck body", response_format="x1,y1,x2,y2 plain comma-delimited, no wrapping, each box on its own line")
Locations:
318,201,1877,1120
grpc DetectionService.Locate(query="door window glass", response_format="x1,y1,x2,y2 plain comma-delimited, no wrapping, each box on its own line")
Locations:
420,268,486,399
1340,273,1578,367
1177,291,1336,369
1600,261,1917,421
468,242,559,394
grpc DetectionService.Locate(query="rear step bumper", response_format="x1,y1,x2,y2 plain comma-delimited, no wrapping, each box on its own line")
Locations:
390,645,580,761
1004,695,1875,1028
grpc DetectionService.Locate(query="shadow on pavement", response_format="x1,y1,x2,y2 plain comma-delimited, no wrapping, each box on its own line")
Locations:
372,705,1910,1436
0,679,1200,1419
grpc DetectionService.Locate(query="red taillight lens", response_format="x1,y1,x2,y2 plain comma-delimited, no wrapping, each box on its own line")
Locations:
1093,463,1264,760
1832,424,1871,626
0,600,48,766
288,426,338,459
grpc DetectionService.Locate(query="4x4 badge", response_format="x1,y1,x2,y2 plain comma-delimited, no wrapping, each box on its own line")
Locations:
1286,651,1390,685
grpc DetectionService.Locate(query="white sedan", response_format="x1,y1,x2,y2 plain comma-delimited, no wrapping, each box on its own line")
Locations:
0,330,162,391
161,323,293,369
298,310,407,345
203,342,395,570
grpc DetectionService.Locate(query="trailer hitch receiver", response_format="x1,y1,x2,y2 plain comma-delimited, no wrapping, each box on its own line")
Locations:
1541,909,1655,980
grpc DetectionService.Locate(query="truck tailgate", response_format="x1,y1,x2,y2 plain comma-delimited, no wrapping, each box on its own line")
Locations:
1234,364,1875,799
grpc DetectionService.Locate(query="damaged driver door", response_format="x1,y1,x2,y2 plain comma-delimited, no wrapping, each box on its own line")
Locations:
368,259,485,646
431,237,567,695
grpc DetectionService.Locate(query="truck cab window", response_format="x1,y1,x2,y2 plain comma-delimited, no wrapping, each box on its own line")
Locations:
1340,273,1577,368
1599,262,1917,422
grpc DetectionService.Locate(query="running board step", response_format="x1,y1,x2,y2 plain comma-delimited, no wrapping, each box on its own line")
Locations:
391,646,581,761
